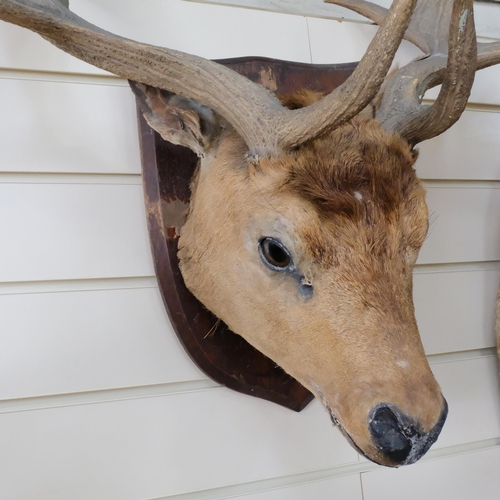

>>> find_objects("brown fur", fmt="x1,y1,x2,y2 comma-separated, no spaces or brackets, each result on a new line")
280,121,425,265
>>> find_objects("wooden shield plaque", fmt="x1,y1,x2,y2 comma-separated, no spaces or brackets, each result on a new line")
136,57,356,412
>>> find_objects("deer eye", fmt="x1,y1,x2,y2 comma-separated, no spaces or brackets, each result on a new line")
259,237,293,271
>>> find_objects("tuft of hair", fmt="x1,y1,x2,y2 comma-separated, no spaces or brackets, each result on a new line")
278,117,424,267
281,118,418,223
278,89,325,110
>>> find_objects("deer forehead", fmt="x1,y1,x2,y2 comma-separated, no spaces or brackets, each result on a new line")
198,119,427,265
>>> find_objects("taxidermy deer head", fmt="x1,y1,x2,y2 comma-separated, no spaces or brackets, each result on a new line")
2,0,500,467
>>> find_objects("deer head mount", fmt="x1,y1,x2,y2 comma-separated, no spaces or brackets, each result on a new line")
2,0,500,468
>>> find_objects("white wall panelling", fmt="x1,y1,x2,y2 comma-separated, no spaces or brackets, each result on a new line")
361,446,500,500
187,1,500,40
416,109,500,181
0,391,358,500
418,184,500,264
1,0,499,498
0,183,154,282
0,78,140,174
229,474,364,500
414,264,499,354
188,0,391,23
0,0,311,74
428,355,500,450
0,287,205,400
306,16,423,66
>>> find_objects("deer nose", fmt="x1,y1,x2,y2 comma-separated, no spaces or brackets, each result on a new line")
369,399,448,466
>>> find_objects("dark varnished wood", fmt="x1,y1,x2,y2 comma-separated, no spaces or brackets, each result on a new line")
136,57,356,412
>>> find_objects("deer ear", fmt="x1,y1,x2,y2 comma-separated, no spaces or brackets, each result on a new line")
129,81,222,158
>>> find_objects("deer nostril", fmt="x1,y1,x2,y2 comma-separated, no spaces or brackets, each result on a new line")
369,405,415,464
368,399,448,466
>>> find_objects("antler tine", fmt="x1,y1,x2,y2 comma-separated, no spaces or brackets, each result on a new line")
327,1,500,72
478,41,500,70
277,0,416,151
0,0,288,158
324,0,429,53
376,0,476,145
327,0,500,71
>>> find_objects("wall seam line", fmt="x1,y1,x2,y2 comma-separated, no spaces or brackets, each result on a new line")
0,348,493,413
0,276,158,295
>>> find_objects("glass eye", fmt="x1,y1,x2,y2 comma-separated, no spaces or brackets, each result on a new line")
259,237,292,271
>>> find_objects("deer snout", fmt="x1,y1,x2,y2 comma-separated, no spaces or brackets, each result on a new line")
368,398,448,466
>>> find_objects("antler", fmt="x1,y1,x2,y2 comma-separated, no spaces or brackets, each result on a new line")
0,0,415,157
327,0,500,145
380,0,476,144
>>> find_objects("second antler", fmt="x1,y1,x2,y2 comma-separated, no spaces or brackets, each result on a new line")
328,0,500,145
